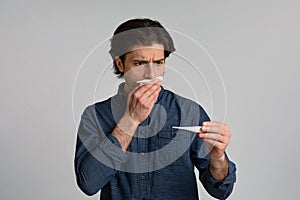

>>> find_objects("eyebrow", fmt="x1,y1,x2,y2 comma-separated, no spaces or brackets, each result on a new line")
132,58,165,62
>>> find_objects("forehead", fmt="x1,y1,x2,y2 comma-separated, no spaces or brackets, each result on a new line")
126,44,164,59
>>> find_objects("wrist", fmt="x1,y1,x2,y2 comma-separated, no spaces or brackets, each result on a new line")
209,153,229,180
210,152,225,161
210,153,227,169
117,114,139,136
111,129,132,152
111,114,138,152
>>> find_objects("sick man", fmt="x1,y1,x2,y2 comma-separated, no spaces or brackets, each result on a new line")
74,18,236,200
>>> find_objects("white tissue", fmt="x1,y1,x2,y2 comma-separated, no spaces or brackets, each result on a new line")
136,76,163,84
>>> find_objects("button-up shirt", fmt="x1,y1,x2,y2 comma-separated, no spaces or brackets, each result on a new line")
74,83,236,200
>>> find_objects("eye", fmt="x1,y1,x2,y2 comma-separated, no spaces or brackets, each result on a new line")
155,60,164,65
134,61,147,66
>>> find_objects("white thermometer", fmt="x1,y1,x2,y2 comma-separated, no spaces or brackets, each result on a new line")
172,126,202,133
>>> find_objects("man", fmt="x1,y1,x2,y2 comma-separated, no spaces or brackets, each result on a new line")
74,18,236,200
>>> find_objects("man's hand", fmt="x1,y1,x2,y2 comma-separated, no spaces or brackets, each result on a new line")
198,121,232,180
112,82,161,152
126,82,161,125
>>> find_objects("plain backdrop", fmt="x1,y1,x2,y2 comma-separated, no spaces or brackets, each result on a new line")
1,0,299,199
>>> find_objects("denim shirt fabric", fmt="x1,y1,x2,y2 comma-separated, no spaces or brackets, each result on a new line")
74,83,236,200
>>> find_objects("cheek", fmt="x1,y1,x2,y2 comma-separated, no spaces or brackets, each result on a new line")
123,67,145,82
126,67,145,76
156,65,165,75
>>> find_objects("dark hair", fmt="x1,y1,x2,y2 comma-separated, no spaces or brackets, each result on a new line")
109,18,176,78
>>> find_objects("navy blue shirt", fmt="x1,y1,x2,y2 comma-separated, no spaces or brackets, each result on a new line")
74,83,236,200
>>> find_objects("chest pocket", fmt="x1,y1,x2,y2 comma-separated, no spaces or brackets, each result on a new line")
157,131,188,166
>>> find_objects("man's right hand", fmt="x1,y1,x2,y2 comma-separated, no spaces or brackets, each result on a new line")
126,82,161,125
112,82,161,152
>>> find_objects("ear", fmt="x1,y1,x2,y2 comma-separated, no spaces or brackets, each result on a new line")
115,57,124,73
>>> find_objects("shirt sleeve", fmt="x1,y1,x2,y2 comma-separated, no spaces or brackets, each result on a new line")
74,105,127,196
191,105,237,200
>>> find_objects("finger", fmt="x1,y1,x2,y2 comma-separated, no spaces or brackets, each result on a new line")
130,84,155,107
199,132,224,142
199,132,230,146
202,138,226,150
139,87,160,109
131,84,160,110
146,87,161,105
202,123,230,135
202,121,229,131
139,84,160,103
127,90,136,108
143,83,160,96
128,89,139,109
146,84,161,100
201,126,229,135
201,126,232,141
133,82,157,97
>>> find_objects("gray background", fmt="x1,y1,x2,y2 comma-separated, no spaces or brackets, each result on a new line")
1,0,299,199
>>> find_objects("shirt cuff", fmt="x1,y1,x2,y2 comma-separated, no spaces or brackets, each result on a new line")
206,153,237,188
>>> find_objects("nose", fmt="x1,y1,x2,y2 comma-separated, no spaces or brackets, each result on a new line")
144,63,155,79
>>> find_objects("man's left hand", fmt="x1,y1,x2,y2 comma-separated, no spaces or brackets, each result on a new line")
199,121,231,159
198,121,231,180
